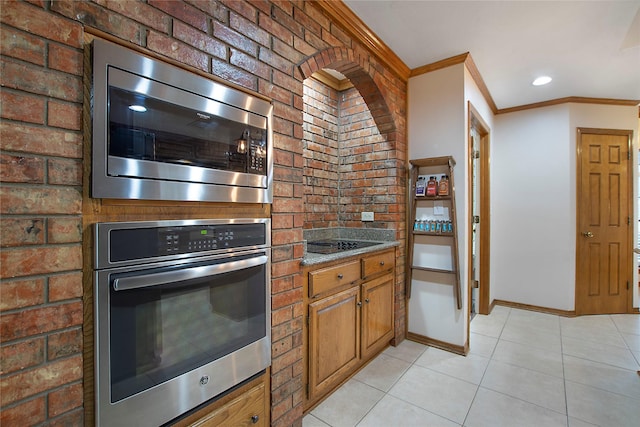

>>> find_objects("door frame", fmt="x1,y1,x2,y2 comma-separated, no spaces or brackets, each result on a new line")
575,127,634,314
467,102,491,316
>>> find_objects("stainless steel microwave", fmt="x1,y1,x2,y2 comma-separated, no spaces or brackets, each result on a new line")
91,39,273,203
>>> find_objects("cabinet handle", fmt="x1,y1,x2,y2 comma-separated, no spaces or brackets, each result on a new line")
251,414,259,424
379,261,385,266
357,301,362,307
365,298,370,304
337,273,343,279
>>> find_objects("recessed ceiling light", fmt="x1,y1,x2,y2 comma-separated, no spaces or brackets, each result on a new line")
532,76,552,86
128,104,147,112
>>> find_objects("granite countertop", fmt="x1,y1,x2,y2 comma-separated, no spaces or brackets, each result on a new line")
300,227,400,266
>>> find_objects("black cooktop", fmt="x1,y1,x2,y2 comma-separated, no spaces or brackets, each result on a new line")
306,239,380,254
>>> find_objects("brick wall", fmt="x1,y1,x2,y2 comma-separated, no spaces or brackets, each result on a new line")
0,1,407,426
303,79,398,230
303,78,340,228
339,86,398,227
1,1,85,424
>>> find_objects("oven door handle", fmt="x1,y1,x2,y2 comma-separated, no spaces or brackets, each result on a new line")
112,255,268,291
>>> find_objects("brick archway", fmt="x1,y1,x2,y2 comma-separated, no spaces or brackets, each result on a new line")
298,46,406,352
298,48,397,139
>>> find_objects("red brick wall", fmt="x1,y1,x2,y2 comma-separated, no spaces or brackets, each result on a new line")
303,78,340,228
339,85,398,227
0,1,407,426
1,1,85,425
303,80,399,230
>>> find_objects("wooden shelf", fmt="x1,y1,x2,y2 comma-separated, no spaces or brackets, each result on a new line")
409,156,455,168
407,155,461,309
412,231,454,237
414,195,453,201
411,266,456,275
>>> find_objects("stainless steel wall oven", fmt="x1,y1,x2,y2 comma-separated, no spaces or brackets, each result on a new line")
91,39,273,203
93,219,271,427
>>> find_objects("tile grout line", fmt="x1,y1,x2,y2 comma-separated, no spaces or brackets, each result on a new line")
559,312,570,427
461,307,511,426
351,351,421,427
357,345,467,427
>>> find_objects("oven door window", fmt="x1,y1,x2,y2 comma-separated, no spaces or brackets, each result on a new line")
108,262,266,402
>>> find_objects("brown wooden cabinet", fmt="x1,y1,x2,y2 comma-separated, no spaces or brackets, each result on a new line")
361,274,394,360
304,248,395,410
308,286,361,401
173,372,269,427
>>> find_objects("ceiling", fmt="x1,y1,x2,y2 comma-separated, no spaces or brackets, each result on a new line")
342,0,640,110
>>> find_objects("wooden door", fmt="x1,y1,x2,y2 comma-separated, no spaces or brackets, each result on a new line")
468,102,491,317
361,274,394,359
576,128,633,315
307,286,360,400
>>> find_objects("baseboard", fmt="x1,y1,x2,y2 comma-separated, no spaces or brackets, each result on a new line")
492,299,576,317
489,299,497,313
407,332,467,355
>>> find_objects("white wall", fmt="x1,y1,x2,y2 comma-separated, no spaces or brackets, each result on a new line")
492,103,639,310
409,63,639,345
409,64,466,160
493,105,574,310
408,64,468,346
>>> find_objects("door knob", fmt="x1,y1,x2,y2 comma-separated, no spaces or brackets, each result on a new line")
582,231,594,238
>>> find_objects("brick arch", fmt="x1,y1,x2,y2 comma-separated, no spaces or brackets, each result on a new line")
298,48,397,137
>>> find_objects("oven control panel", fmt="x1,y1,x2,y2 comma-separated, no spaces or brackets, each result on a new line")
105,222,267,264
162,228,241,253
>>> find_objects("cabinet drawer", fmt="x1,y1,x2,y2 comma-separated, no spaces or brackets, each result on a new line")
190,382,265,427
309,260,360,298
361,251,394,279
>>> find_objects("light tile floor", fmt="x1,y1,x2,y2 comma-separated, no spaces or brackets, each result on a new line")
303,306,640,427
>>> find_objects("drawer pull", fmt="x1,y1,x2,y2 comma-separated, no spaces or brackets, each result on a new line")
251,415,259,424
337,273,343,279
379,261,385,266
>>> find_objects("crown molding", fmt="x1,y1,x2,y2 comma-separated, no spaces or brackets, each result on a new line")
497,97,640,115
410,52,498,114
409,53,468,77
463,54,498,114
311,70,354,91
313,2,639,116
312,0,410,82
409,51,639,115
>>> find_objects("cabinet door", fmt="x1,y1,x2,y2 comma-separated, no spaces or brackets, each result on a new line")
361,274,394,359
188,382,266,427
308,286,360,400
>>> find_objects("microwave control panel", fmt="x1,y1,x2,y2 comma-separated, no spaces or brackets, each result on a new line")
249,141,266,173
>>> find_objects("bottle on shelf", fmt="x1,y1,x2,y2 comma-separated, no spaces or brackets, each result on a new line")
415,176,426,196
426,176,438,196
414,218,453,234
438,175,449,196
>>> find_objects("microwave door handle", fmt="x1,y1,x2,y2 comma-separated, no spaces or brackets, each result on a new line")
112,255,268,291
